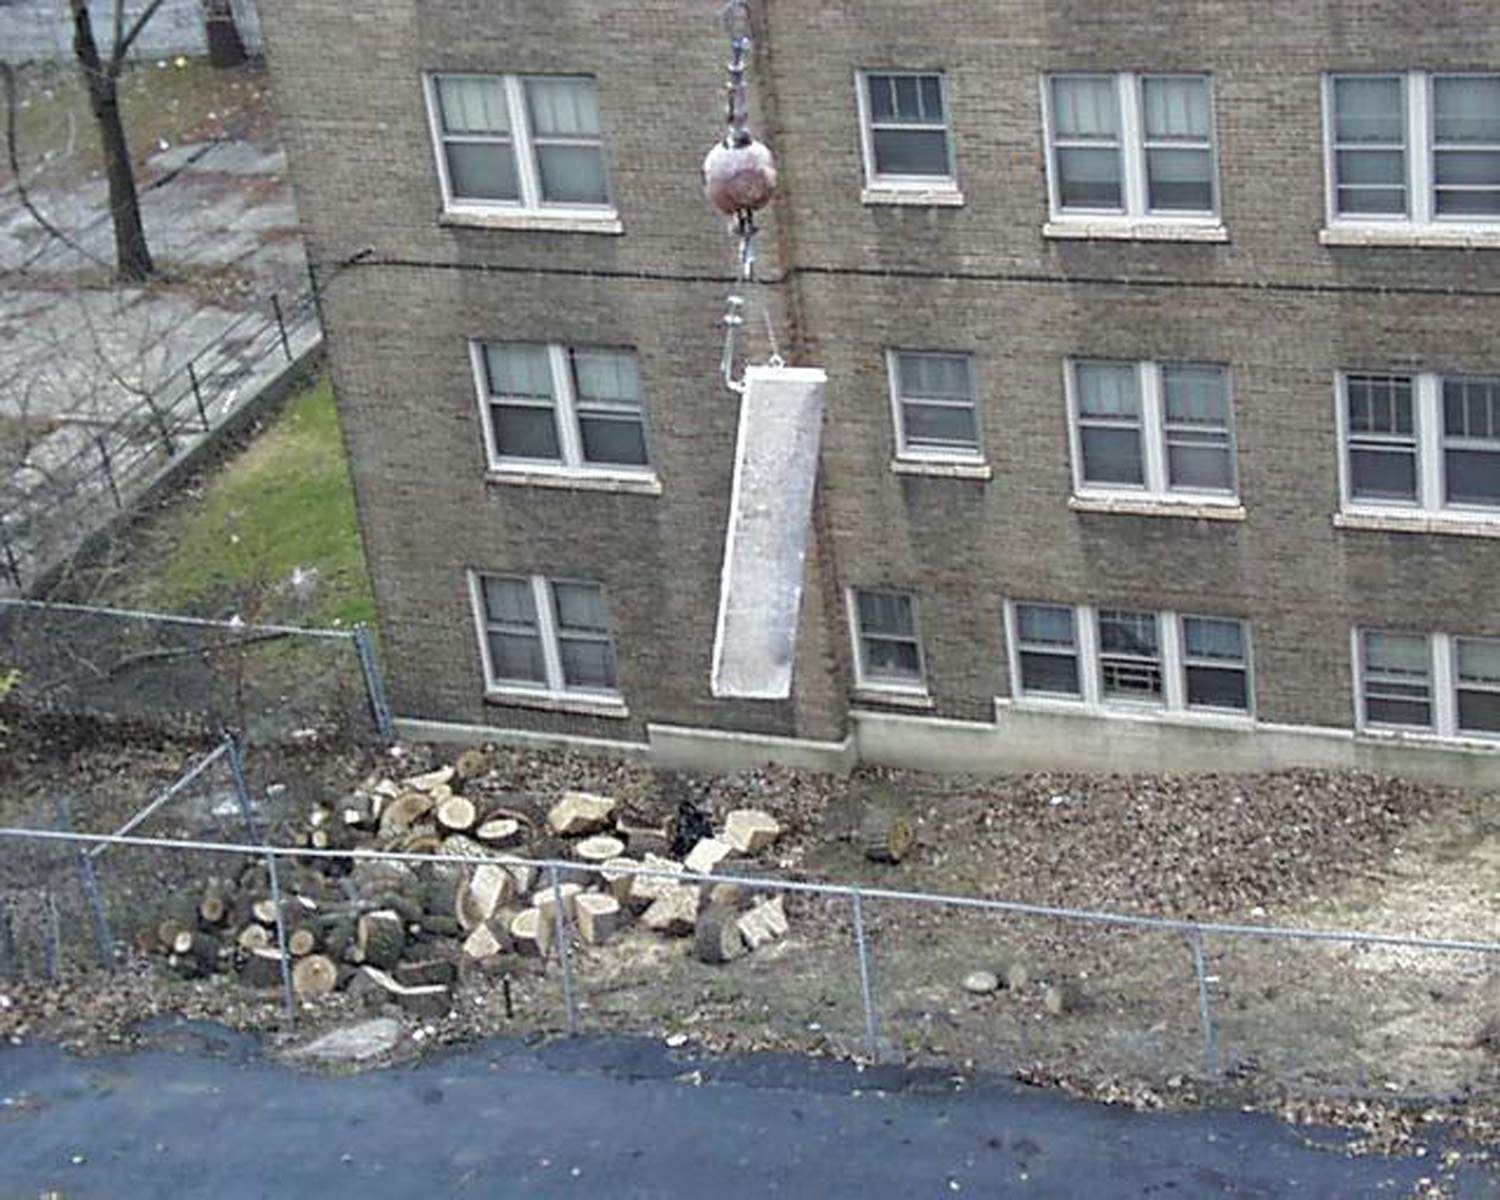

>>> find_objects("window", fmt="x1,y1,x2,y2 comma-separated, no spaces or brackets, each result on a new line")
888,351,980,459
858,71,956,188
1326,72,1500,226
1356,628,1500,737
471,573,620,699
1338,371,1500,516
474,342,650,474
427,74,612,213
1068,360,1236,500
1044,73,1218,220
1007,602,1252,716
1455,637,1500,734
850,589,927,692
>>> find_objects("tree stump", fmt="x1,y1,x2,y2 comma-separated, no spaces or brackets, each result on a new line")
292,954,338,999
436,795,478,835
861,800,914,865
356,910,405,969
694,906,747,964
574,893,621,945
475,817,523,847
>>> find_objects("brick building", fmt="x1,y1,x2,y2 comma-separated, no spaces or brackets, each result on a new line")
262,2,1500,782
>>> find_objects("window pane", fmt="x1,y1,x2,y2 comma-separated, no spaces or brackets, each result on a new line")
1142,77,1210,139
1433,150,1500,185
485,344,553,398
1349,448,1417,500
1146,147,1213,210
1164,366,1228,425
1433,77,1500,143
1167,440,1233,490
1186,665,1248,710
1338,185,1407,214
1445,449,1500,504
1347,375,1413,433
902,402,978,448
572,350,640,405
1076,363,1139,416
1183,616,1244,660
1336,148,1406,185
482,576,536,625
1334,77,1404,143
1458,690,1500,733
898,353,971,401
1081,427,1145,485
535,144,609,204
1365,631,1429,675
445,143,520,201
1434,187,1500,217
1017,604,1074,646
487,631,546,683
867,75,896,121
1098,610,1158,656
920,75,944,120
553,582,609,633
1052,77,1118,138
437,76,509,134
525,78,601,137
1367,695,1432,726
492,405,561,459
1458,638,1500,684
857,591,915,637
872,128,951,176
865,637,922,679
1101,659,1163,701
1055,147,1122,207
558,638,617,690
1020,651,1080,696
579,415,649,465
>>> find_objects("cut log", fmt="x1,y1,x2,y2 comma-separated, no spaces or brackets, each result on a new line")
309,824,355,852
600,857,639,902
861,804,914,865
737,895,788,950
356,910,405,970
292,954,338,999
684,837,732,876
422,872,462,921
723,809,781,855
395,958,458,988
378,790,434,838
171,930,220,969
397,831,443,856
1044,979,1082,1017
288,927,319,958
402,764,456,793
534,882,583,927
574,893,622,946
198,881,232,928
694,906,748,964
236,923,272,952
507,862,538,895
157,917,191,951
547,791,616,836
439,834,490,861
1000,959,1030,992
626,854,686,913
706,882,744,910
641,884,700,937
510,908,553,957
462,921,505,962
457,865,513,931
574,834,626,866
358,966,452,1017
252,899,280,926
238,947,286,990
341,793,376,829
475,817,523,847
419,915,462,939
436,795,478,835
453,747,491,783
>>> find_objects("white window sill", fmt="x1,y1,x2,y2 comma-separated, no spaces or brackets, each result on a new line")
1069,495,1245,521
440,208,624,235
862,186,964,208
483,690,630,720
852,686,934,711
995,695,1255,731
890,458,992,481
486,467,663,496
1334,510,1500,538
1355,726,1500,752
1044,219,1228,244
1320,224,1500,250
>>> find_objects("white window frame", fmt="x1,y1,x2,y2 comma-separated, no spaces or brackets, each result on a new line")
847,587,929,696
1323,70,1500,232
424,73,616,220
1350,628,1500,741
1004,601,1254,719
885,349,983,463
468,571,622,703
1335,370,1500,522
1041,71,1221,226
470,341,655,481
1065,359,1238,504
855,69,959,195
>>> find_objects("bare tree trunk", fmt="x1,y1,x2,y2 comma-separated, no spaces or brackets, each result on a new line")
202,0,248,69
70,0,155,283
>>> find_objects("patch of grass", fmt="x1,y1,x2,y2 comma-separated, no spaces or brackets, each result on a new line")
113,373,377,631
5,57,272,191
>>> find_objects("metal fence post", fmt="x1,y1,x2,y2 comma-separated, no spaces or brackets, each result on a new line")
270,293,292,363
188,361,209,430
850,889,881,1058
351,625,395,743
95,435,122,508
226,735,295,1021
1187,929,1219,1078
548,864,579,1036
58,797,113,970
0,531,20,589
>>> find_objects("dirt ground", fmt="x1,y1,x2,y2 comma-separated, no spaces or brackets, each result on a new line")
2,717,1499,1178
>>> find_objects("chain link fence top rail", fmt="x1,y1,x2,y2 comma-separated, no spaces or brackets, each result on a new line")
0,598,392,745
3,816,1498,1098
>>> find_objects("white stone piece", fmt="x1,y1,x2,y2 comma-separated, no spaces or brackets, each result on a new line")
684,837,733,876
737,895,788,950
723,809,781,854
547,791,618,836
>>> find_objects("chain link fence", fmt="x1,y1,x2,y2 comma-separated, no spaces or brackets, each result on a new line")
0,598,392,745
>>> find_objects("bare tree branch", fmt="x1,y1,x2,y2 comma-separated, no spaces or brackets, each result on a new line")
114,0,172,69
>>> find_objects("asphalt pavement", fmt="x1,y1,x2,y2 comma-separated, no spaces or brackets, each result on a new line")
0,1020,1495,1198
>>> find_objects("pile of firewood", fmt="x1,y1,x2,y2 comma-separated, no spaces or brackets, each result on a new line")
148,754,790,1017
